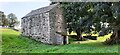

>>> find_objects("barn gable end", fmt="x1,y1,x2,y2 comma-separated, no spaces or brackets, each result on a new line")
21,3,68,45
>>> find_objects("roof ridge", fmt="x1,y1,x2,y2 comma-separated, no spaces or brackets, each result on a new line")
35,3,59,11
22,3,59,18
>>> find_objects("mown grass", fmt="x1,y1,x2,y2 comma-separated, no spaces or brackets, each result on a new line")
0,29,2,55
1,28,119,53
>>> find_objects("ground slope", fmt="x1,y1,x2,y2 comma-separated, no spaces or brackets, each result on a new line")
1,28,118,53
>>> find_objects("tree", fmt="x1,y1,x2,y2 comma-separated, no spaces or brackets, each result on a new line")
2,15,9,26
61,2,95,40
90,2,120,44
103,2,120,44
0,11,9,27
60,2,120,44
7,13,19,27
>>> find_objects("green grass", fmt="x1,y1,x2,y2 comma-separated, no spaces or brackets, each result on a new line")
0,29,2,55
1,28,119,53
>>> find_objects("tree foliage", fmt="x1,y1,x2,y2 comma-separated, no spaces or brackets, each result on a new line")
0,12,19,28
7,13,19,27
0,12,9,26
60,2,120,44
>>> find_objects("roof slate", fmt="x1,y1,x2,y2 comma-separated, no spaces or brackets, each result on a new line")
23,3,59,18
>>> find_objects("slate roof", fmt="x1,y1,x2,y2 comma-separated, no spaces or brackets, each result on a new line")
22,3,59,18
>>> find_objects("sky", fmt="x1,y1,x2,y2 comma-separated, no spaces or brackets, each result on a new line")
0,0,51,21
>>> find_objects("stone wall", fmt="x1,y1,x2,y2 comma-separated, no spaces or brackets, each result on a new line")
49,5,68,44
22,12,51,44
21,4,68,45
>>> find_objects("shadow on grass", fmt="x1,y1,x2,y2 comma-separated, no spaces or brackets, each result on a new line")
1,29,118,53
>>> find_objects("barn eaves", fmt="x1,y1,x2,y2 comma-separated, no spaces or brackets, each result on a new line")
22,3,59,18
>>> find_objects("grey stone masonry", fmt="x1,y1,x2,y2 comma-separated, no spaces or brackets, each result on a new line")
21,3,68,45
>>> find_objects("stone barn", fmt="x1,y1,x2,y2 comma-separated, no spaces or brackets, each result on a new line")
21,3,68,45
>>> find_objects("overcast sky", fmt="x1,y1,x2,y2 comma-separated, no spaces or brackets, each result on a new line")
0,0,51,21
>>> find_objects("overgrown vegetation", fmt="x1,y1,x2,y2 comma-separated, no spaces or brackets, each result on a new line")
1,29,118,53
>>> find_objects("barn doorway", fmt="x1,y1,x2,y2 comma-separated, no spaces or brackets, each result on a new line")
63,36,67,45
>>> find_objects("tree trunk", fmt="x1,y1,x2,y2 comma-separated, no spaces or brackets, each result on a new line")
76,29,83,41
105,29,120,45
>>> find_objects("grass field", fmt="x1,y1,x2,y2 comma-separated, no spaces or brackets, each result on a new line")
1,28,119,53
